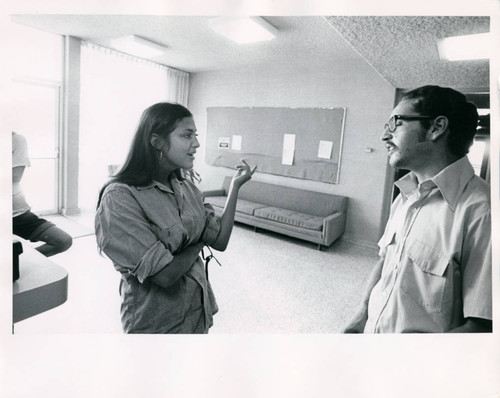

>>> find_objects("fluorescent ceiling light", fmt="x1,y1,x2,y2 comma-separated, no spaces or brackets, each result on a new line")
208,17,277,44
437,33,490,61
110,35,168,58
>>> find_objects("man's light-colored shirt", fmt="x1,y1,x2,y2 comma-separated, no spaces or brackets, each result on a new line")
95,175,221,333
12,132,31,217
364,156,491,333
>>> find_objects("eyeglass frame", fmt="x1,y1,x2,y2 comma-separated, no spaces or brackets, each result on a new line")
384,115,435,133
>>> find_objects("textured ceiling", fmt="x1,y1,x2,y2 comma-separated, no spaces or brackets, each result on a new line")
11,14,491,90
325,16,490,90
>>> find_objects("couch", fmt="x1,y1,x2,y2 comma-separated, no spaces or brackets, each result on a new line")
203,177,348,250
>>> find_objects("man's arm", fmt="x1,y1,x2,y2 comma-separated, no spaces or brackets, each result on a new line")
447,317,492,333
12,166,25,183
342,257,384,333
453,210,493,333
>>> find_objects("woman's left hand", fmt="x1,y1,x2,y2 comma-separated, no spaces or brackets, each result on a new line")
232,159,257,188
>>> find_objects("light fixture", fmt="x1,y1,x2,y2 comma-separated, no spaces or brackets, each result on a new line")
208,17,277,44
437,33,490,61
109,35,168,58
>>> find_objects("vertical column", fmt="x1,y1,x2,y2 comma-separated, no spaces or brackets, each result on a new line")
61,36,81,215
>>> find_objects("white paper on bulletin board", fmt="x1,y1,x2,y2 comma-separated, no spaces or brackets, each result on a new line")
232,135,242,151
218,137,230,149
282,134,296,165
318,140,333,159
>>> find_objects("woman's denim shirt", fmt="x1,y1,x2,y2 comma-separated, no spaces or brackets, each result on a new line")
95,176,221,333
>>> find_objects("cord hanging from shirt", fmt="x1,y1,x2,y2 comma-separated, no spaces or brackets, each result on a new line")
201,245,221,281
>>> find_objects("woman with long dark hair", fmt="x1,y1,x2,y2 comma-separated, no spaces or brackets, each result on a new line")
95,102,256,333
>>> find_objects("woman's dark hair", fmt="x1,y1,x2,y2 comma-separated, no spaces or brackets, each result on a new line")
96,102,193,208
401,85,479,157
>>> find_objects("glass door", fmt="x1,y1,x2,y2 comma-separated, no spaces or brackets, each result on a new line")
12,79,61,215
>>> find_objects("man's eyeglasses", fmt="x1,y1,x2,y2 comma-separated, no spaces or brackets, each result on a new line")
384,115,434,133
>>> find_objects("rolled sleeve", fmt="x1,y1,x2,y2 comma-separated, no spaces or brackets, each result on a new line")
131,242,174,283
200,203,221,246
95,186,174,282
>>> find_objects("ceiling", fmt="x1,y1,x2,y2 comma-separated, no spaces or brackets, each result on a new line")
11,14,491,90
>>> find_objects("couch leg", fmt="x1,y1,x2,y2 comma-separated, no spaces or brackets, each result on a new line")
318,244,324,251
254,226,258,233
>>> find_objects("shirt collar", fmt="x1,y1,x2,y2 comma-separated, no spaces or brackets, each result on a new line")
136,170,185,193
431,156,475,211
394,156,475,211
136,180,173,193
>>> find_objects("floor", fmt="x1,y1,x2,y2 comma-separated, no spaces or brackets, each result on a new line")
13,212,378,334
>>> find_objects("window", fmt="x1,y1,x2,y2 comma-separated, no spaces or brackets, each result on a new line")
10,23,63,215
78,42,190,210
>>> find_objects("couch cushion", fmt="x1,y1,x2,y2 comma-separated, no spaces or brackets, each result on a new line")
205,196,267,216
254,207,326,231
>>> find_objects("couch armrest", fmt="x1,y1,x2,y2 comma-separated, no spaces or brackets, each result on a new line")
202,189,226,199
322,212,347,246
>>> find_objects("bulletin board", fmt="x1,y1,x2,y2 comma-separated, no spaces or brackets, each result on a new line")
205,107,346,183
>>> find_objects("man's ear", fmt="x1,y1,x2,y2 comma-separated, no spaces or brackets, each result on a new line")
150,133,164,149
429,116,449,142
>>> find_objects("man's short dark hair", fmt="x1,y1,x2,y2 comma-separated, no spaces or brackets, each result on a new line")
401,85,479,157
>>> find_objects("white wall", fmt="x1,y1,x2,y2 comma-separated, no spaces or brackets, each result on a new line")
189,58,396,247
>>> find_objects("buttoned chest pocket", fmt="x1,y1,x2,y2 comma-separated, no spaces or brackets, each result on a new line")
379,230,397,279
153,223,186,253
400,240,449,313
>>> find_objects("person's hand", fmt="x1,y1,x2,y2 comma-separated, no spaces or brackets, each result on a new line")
232,159,257,189
341,305,368,333
341,323,364,333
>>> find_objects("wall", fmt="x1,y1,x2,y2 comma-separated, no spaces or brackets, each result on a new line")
189,60,395,247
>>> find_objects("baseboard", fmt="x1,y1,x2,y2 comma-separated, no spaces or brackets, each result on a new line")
340,234,378,250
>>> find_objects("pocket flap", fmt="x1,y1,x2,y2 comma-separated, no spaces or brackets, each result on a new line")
407,240,449,276
378,229,396,257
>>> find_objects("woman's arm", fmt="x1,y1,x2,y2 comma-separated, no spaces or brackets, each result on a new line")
211,160,256,251
150,160,254,287
149,241,205,288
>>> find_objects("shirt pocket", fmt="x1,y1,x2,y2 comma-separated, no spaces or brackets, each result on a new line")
400,240,449,313
152,222,186,253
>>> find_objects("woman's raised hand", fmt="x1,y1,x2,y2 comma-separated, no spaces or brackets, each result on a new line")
232,159,257,188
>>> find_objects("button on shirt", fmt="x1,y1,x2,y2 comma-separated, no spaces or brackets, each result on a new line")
95,175,222,333
364,156,492,333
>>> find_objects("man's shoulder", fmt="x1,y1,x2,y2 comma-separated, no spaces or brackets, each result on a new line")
12,132,27,148
459,175,490,212
12,133,30,167
466,174,490,198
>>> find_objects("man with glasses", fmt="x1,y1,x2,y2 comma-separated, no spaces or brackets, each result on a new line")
343,85,492,333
